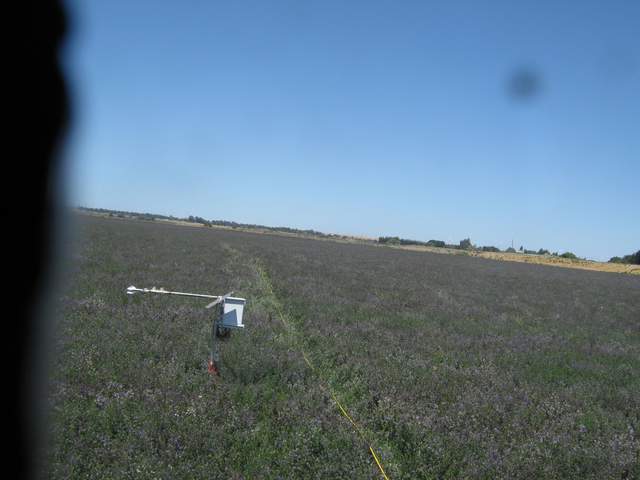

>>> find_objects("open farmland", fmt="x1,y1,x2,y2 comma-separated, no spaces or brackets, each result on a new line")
47,215,640,479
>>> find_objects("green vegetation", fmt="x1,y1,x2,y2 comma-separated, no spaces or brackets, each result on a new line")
187,215,212,226
377,237,450,249
46,215,640,479
609,250,640,265
522,248,550,256
426,240,446,248
378,236,420,246
459,238,473,250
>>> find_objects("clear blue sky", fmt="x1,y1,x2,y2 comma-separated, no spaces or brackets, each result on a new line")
62,0,639,261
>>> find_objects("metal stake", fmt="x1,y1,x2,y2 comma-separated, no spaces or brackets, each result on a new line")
208,303,221,375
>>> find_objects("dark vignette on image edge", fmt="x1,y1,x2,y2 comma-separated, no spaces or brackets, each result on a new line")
13,1,69,478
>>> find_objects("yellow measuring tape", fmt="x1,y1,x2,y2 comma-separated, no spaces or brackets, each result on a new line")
264,277,391,480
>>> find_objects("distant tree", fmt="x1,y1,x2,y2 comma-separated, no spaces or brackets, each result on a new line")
426,240,446,248
506,247,516,253
623,250,640,264
378,236,401,245
537,249,550,255
398,238,427,246
459,238,472,250
481,246,501,252
560,252,577,260
519,246,523,252
610,250,640,265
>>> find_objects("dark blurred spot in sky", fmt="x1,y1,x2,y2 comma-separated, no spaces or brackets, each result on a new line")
507,68,543,102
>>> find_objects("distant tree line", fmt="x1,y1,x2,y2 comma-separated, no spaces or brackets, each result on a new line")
378,237,471,249
609,250,640,265
378,236,427,246
77,207,352,241
188,215,211,226
376,235,565,257
78,207,610,262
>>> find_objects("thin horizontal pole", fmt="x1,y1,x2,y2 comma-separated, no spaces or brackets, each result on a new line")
126,285,223,299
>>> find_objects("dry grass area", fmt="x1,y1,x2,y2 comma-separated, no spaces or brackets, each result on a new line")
394,243,639,275
473,251,640,275
375,246,639,275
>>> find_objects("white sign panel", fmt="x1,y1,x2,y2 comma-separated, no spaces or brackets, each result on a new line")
221,297,246,329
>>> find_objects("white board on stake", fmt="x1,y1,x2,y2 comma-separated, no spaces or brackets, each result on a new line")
221,297,246,329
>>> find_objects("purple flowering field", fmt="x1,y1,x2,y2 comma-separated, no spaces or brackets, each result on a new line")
47,215,639,478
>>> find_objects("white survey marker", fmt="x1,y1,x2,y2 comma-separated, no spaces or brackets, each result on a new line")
126,285,246,375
